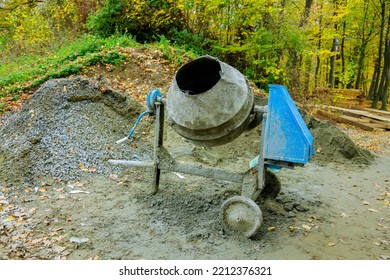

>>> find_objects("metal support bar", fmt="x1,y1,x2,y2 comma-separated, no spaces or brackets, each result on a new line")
108,160,154,167
241,110,268,201
152,101,165,194
157,147,244,183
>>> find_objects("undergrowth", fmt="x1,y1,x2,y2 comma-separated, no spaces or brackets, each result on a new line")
0,34,197,115
0,34,139,99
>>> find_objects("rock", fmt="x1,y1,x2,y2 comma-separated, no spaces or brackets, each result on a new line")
294,204,309,212
287,211,296,218
283,203,294,212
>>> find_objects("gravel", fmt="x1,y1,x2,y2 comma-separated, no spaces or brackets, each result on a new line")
0,77,152,186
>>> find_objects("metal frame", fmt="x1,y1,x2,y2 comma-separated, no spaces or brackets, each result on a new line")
109,99,268,200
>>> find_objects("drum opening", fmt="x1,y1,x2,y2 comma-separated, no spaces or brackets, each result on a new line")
176,57,221,95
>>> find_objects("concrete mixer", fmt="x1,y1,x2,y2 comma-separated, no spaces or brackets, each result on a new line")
110,55,314,238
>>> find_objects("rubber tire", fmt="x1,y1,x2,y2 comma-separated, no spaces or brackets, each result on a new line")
221,196,263,238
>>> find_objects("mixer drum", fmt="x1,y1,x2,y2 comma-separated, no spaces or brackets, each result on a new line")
166,55,254,147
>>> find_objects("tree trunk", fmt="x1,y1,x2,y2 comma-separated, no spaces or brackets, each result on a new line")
372,0,388,109
314,15,323,88
355,53,365,89
355,0,373,90
329,38,339,88
380,16,390,111
341,21,346,88
368,60,380,100
300,0,313,27
370,0,386,104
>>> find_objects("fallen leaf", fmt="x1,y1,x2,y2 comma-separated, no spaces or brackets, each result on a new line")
302,224,312,231
52,245,66,254
4,215,15,222
69,237,89,244
109,174,120,181
267,227,276,231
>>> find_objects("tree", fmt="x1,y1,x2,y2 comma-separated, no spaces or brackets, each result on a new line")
371,0,389,110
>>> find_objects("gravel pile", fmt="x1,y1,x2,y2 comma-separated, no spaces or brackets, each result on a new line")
0,77,153,186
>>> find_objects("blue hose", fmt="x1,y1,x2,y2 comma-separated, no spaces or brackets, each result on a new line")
117,89,162,144
126,110,152,139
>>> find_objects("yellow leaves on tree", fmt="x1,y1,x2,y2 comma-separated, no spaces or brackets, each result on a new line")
1,3,52,54
11,10,53,52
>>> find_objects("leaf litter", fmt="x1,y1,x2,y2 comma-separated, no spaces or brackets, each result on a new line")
0,189,71,259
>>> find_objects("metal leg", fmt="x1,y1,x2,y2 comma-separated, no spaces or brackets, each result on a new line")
241,109,267,201
152,101,165,194
256,110,267,198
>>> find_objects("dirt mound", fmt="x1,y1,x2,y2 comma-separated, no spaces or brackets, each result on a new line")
0,76,152,186
302,113,374,166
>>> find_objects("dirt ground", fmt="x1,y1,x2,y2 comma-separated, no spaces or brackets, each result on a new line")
1,120,389,260
0,49,389,260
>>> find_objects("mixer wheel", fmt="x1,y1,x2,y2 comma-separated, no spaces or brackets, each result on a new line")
221,196,263,238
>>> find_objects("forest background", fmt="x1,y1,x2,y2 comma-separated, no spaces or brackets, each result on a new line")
0,0,389,111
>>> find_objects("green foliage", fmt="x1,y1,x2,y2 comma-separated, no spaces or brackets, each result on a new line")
86,0,125,38
0,35,138,97
102,51,123,66
87,0,185,42
169,29,210,55
152,35,196,66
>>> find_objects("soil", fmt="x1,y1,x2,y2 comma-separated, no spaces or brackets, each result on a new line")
0,49,389,260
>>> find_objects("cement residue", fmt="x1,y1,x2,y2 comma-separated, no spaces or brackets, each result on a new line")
0,76,151,186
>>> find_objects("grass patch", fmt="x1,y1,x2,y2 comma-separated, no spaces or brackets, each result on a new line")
0,34,139,98
151,35,196,66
